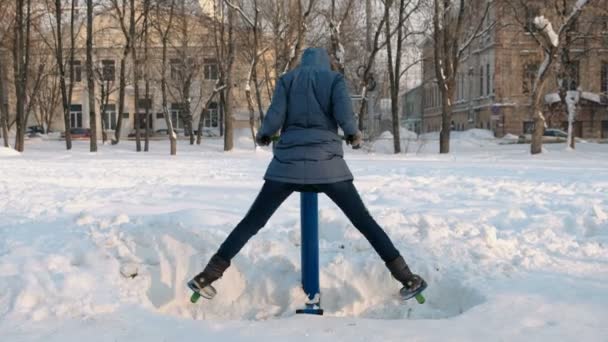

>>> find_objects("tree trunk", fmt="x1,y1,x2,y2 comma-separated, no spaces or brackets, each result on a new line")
385,0,405,154
65,0,77,148
143,0,150,152
13,0,27,152
161,47,176,155
159,1,177,156
113,50,129,144
223,6,235,151
54,0,72,150
530,88,545,155
0,60,9,147
86,0,97,152
439,87,453,154
130,0,141,152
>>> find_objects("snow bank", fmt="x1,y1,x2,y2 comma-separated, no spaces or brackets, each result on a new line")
0,140,607,341
0,146,20,157
371,128,418,153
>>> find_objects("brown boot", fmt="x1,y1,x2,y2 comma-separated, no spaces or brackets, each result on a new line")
385,255,424,290
190,254,230,290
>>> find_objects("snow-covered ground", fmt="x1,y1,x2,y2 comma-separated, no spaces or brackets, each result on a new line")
1,134,607,341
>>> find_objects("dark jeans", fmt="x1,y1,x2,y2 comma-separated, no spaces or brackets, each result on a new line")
216,180,400,263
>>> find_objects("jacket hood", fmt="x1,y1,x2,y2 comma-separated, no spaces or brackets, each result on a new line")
300,48,331,70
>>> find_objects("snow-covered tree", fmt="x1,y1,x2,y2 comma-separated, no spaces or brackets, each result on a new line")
506,0,592,154
432,0,494,154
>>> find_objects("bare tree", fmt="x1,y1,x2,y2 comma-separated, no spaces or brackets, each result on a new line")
12,0,32,152
0,59,9,148
94,60,118,144
553,1,602,149
384,0,425,153
128,0,142,151
86,0,98,152
0,1,9,147
432,0,493,154
152,0,178,155
327,0,354,74
225,0,266,148
50,0,75,149
108,0,132,145
165,0,204,146
142,0,151,151
34,61,62,133
211,0,236,151
506,0,591,154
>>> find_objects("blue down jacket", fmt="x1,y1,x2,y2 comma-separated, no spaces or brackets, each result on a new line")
257,47,358,184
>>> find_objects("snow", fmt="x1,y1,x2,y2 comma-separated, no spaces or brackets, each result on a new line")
575,0,590,9
1,139,608,341
0,146,21,157
581,91,601,104
372,129,504,154
534,16,559,47
371,128,418,153
545,92,561,104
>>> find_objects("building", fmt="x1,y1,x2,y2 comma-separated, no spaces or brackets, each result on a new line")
0,3,263,140
420,0,608,139
401,85,424,134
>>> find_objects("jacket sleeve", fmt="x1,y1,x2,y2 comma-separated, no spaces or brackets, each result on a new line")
258,77,287,138
331,74,358,136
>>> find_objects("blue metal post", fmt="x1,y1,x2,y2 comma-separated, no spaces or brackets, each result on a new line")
296,192,323,315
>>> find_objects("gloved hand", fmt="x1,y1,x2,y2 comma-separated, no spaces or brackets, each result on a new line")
255,133,271,146
346,131,363,149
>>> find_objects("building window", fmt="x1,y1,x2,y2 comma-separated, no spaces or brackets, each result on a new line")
204,102,219,128
135,113,153,130
136,60,145,81
70,104,83,128
122,113,130,119
170,103,185,129
523,121,535,134
102,104,117,130
486,63,491,95
137,98,152,111
480,66,484,97
523,63,539,95
170,59,183,81
602,63,608,93
71,60,82,82
525,6,541,33
156,112,164,119
136,98,153,130
101,60,115,81
204,58,219,80
601,17,608,32
564,61,579,90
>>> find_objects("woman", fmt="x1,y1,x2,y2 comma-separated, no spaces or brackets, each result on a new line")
188,48,426,301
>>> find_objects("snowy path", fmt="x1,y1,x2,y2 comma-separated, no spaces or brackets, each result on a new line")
1,139,607,341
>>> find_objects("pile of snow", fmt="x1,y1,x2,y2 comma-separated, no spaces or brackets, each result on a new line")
0,140,607,341
371,128,418,153
0,146,20,157
502,133,520,141
234,128,257,150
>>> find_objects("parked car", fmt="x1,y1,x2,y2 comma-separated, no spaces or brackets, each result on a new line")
154,129,173,136
26,125,45,134
543,129,568,138
61,128,91,139
518,128,579,143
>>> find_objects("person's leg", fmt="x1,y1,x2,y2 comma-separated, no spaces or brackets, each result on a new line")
190,181,295,291
318,180,400,263
216,180,295,261
319,180,426,292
